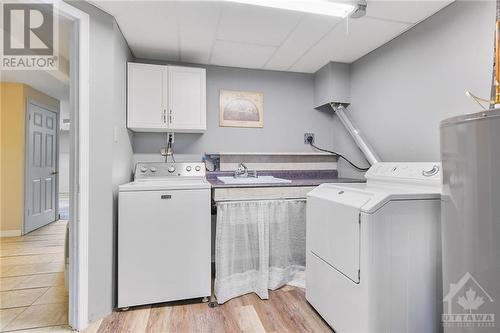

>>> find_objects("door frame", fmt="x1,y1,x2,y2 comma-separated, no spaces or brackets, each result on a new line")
27,1,90,330
61,2,90,330
24,99,60,235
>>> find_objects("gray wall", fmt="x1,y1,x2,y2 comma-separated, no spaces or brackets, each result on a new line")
111,19,134,311
66,1,133,323
133,64,336,156
335,0,495,177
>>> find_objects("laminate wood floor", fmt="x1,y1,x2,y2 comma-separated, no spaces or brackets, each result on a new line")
2,220,333,333
83,285,333,333
1,285,333,332
0,220,68,332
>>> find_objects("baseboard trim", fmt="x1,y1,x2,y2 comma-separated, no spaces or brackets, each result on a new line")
0,230,22,237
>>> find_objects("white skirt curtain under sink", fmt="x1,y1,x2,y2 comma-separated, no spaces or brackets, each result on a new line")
215,199,306,304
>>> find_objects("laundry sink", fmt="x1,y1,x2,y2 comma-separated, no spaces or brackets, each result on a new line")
217,176,292,185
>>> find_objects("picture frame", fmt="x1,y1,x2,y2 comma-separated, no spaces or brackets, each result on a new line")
219,89,264,128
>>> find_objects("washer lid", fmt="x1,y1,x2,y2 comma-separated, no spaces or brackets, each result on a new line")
119,179,211,191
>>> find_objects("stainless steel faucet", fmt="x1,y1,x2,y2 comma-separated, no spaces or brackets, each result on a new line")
234,163,257,178
234,163,248,177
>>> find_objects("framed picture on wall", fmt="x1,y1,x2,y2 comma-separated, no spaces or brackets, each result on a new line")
219,90,264,128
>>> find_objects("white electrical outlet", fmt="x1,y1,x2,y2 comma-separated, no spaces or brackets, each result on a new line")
304,133,315,144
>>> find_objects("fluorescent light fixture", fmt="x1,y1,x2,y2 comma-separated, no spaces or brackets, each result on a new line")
228,0,355,18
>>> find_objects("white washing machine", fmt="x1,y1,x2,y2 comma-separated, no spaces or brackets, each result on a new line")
306,162,442,333
118,162,211,308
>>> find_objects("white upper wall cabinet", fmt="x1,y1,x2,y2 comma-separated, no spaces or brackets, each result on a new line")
127,63,167,131
127,63,206,132
168,66,206,132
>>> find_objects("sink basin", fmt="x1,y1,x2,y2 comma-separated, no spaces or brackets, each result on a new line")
217,176,292,185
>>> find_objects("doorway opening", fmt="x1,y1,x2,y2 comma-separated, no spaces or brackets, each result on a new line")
0,14,71,330
1,2,90,331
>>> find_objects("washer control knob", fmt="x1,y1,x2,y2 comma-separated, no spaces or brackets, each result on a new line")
140,167,147,173
186,166,192,172
195,166,201,172
150,167,157,173
422,165,440,177
168,166,176,173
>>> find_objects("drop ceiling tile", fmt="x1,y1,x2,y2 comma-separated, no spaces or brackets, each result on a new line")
366,0,453,24
264,15,342,71
91,0,452,72
93,1,180,60
210,40,277,69
216,2,302,46
291,17,411,73
178,2,222,64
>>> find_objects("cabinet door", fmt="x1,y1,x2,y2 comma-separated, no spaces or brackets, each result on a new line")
167,66,206,132
127,63,167,131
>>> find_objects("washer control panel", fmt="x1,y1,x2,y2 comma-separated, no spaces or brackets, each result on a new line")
134,162,206,179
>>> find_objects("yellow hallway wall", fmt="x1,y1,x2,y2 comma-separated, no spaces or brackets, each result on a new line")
0,83,59,236
0,83,25,236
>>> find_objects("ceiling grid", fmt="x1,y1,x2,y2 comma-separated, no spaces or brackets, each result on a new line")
90,0,453,73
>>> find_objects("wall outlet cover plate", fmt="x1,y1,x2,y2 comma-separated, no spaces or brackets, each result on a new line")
304,133,315,144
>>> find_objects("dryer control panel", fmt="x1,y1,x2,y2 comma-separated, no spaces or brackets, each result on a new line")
365,162,442,187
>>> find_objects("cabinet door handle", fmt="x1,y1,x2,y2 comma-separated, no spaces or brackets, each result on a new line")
169,109,173,124
163,109,167,124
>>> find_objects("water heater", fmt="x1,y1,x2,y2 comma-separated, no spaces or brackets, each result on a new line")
440,109,500,333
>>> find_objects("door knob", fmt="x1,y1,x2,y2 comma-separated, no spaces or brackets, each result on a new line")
51,171,58,175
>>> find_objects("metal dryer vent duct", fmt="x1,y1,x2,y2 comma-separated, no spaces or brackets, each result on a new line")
350,0,367,19
330,102,381,165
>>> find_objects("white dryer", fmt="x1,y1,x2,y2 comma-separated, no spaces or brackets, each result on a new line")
306,162,442,333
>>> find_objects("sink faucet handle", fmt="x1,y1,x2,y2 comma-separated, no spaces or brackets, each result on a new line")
239,163,247,171
235,163,249,177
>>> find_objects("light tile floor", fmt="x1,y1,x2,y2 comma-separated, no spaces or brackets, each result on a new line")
0,220,69,332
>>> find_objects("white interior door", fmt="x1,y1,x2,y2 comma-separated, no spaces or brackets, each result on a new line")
26,102,58,233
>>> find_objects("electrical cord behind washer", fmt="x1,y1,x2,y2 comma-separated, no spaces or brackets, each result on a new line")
306,138,370,171
165,133,176,163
